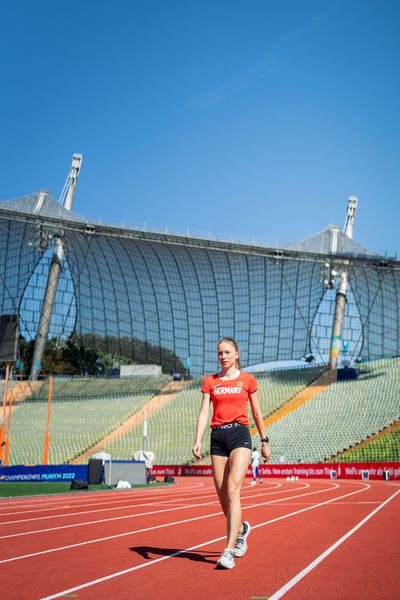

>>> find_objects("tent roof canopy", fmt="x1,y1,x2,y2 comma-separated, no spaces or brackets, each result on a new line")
285,224,380,258
0,192,86,224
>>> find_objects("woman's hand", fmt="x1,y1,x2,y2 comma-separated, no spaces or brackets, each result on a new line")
192,441,202,459
261,443,272,462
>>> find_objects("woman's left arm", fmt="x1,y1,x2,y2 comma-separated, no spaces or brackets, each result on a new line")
249,390,272,462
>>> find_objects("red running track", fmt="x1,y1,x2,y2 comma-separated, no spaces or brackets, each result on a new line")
0,477,399,599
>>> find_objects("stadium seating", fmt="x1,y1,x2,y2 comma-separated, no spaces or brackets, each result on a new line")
249,366,324,425
260,358,400,463
103,379,208,464
334,424,400,462
5,360,399,466
7,376,168,465
103,366,324,465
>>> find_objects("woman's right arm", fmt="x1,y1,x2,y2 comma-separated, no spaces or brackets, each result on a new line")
192,393,210,458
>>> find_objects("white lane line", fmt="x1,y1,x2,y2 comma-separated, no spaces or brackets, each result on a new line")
0,493,221,524
0,483,309,534
0,480,283,514
1,482,358,564
0,486,213,516
0,489,159,508
268,486,400,599
0,485,331,561
0,481,282,524
0,501,220,541
0,486,220,517
38,483,372,600
0,480,211,509
258,501,381,506
0,484,310,539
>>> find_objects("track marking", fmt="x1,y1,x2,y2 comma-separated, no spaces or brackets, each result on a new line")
0,483,342,562
0,484,309,535
0,483,222,516
0,481,221,515
0,483,215,515
0,496,218,524
256,501,381,506
0,479,211,510
0,501,222,540
268,486,400,599
0,482,283,524
38,482,373,600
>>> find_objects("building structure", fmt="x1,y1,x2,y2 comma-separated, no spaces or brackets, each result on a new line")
0,191,399,376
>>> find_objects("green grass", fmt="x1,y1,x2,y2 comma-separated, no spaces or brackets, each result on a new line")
0,481,173,497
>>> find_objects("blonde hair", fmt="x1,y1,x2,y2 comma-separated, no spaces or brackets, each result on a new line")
217,337,241,369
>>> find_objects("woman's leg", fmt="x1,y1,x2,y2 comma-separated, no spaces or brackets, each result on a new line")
211,454,230,516
226,447,251,549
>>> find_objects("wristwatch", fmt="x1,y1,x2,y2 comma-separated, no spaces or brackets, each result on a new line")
261,437,269,444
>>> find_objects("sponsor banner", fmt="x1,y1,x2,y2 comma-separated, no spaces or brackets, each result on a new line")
152,462,400,480
1,462,398,482
152,466,214,477
0,464,88,482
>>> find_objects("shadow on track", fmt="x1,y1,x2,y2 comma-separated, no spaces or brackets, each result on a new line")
129,545,219,564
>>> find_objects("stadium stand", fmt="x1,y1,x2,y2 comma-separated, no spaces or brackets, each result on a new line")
260,357,400,463
102,366,324,465
7,376,168,465
103,379,208,464
333,421,400,462
4,360,399,466
249,366,325,425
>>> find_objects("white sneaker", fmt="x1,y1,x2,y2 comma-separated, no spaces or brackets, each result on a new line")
217,548,235,569
234,521,251,557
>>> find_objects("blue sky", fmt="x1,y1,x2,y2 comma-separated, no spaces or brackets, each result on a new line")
1,0,399,256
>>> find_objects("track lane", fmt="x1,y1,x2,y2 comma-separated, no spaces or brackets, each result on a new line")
0,480,211,516
52,480,396,600
1,479,397,599
0,482,337,558
0,479,381,598
273,484,400,600
0,482,285,537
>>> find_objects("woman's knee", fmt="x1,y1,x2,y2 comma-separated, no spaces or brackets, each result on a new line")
227,484,241,504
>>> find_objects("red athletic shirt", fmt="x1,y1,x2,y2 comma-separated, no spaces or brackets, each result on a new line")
201,371,258,428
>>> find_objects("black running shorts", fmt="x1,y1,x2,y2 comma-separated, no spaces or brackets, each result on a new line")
210,422,251,457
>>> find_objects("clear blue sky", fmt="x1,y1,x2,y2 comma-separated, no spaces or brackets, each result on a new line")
1,0,399,256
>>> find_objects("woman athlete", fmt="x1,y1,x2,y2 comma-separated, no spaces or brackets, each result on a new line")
192,337,271,569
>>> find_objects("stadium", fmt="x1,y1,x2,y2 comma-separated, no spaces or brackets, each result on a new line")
0,155,399,471
0,156,399,600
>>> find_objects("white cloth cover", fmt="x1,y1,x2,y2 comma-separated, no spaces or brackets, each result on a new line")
91,451,112,463
133,450,155,468
116,480,132,489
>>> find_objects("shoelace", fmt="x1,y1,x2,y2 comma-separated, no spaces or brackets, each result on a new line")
222,550,234,560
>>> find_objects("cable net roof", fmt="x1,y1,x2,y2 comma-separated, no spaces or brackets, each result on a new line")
0,194,399,375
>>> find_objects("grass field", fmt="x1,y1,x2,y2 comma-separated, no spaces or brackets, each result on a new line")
0,481,173,497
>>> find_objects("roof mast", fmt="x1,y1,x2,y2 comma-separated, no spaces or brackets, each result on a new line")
328,196,358,371
29,154,82,380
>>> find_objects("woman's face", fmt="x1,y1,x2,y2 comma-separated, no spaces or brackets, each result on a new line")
217,341,239,371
